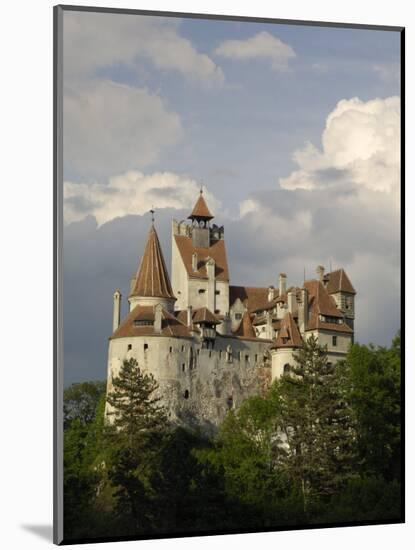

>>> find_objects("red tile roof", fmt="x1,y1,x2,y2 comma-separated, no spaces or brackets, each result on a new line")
130,225,175,299
188,192,213,220
326,268,356,295
271,312,303,349
111,305,192,339
229,286,271,312
233,311,256,339
174,235,229,282
304,279,353,333
192,307,221,325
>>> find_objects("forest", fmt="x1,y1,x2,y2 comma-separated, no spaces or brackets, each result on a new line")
63,333,402,542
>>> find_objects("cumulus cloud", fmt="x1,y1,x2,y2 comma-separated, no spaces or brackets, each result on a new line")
214,31,296,71
64,80,182,178
64,11,224,86
64,171,221,226
280,96,400,197
232,97,401,346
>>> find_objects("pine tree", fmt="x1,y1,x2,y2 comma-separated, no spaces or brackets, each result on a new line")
106,357,167,444
105,357,168,532
275,335,357,514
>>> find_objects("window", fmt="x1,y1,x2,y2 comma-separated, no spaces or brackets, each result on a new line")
215,290,220,295
215,309,220,314
255,354,258,362
245,355,249,363
144,343,148,351
235,313,242,320
127,344,132,351
184,390,189,399
283,364,290,374
219,350,222,359
198,289,206,294
209,350,212,358
197,349,200,355
182,364,185,372
169,346,172,353
133,320,153,326
181,345,185,352
332,336,337,347
226,396,233,410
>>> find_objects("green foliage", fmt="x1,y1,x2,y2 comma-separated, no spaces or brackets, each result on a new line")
105,358,169,533
62,333,402,540
344,333,401,480
275,335,358,513
64,380,106,429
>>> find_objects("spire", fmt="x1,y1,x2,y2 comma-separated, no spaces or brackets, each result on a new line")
130,223,175,299
188,188,214,221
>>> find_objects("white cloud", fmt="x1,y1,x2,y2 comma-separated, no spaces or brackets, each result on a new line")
64,11,224,86
64,171,221,226
64,80,182,177
214,31,296,71
280,96,400,197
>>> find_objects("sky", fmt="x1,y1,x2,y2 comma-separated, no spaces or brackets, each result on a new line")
62,10,401,384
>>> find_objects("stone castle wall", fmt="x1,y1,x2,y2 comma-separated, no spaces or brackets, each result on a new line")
105,334,271,435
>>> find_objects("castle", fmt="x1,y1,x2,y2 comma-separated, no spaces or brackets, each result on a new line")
105,191,356,433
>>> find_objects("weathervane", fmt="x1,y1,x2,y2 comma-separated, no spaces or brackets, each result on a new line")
150,206,155,224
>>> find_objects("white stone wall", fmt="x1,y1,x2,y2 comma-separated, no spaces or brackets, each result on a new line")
270,348,295,380
305,329,352,363
105,333,270,434
171,235,189,311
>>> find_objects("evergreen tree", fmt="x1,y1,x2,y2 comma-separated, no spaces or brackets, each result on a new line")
275,335,357,514
344,333,401,481
105,358,168,533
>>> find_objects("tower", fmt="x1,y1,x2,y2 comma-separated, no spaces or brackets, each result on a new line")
128,218,176,313
171,190,230,317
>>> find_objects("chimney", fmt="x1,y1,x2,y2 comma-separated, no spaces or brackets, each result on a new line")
112,290,122,332
316,265,325,281
268,286,275,302
154,303,163,333
192,252,198,272
298,288,308,334
279,273,287,296
187,305,193,327
217,312,231,336
287,290,295,313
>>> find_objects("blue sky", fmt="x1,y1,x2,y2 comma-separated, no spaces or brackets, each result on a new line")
62,11,401,384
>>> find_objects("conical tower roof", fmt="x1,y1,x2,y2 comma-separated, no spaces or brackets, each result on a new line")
130,224,175,299
188,190,214,220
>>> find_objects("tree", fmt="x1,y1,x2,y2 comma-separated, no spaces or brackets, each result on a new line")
105,358,168,533
106,357,166,443
275,335,357,514
64,380,106,430
344,332,401,481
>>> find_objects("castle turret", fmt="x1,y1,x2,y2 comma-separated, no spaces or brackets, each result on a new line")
270,312,303,380
128,218,176,312
325,268,356,331
188,189,214,248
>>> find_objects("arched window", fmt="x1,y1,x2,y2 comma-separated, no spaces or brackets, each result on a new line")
283,364,291,374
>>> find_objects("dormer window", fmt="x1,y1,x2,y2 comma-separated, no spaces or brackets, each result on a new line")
133,320,153,327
